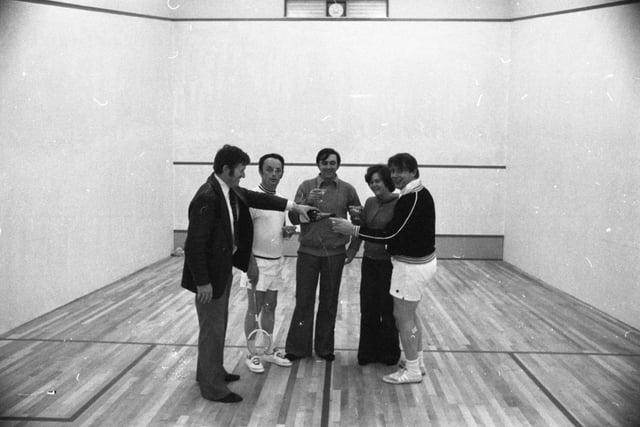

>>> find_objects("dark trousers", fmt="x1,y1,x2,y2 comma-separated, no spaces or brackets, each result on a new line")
358,257,400,365
195,275,232,399
285,252,346,358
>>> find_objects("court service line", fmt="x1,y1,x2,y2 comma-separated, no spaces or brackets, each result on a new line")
2,338,636,425
2,338,640,357
510,353,583,427
0,345,155,423
68,345,155,421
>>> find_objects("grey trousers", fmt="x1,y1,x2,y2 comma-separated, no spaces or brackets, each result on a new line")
195,275,232,399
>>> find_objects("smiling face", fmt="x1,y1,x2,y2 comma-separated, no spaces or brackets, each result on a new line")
221,163,246,188
389,166,416,190
259,157,283,191
317,154,339,181
368,172,392,199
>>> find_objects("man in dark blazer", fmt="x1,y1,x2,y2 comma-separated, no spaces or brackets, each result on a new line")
181,144,312,403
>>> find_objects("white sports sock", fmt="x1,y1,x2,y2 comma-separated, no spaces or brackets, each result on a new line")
405,358,421,376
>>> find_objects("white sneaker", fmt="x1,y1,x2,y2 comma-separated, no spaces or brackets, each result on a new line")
398,358,426,376
262,349,292,367
245,355,264,373
382,368,423,384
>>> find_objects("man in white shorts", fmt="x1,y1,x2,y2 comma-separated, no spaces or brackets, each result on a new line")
240,153,295,373
331,152,437,384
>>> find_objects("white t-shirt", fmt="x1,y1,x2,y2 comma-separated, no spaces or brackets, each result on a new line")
250,186,286,259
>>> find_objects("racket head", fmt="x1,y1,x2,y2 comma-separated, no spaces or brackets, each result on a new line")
247,328,272,356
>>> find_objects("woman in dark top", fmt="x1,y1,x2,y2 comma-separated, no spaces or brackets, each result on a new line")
347,165,401,366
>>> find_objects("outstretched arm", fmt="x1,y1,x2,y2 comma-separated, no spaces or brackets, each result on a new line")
239,187,313,222
332,193,418,243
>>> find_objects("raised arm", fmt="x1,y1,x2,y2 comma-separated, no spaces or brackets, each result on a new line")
332,192,418,243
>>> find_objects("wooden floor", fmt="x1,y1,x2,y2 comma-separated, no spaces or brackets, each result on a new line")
1,257,639,426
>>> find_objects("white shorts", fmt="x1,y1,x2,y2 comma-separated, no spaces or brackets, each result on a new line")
237,257,285,292
389,256,437,302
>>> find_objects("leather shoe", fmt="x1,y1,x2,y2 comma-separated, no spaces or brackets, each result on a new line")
202,392,243,403
224,373,240,382
197,373,240,383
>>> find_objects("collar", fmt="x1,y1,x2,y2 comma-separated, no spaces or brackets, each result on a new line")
214,174,231,196
258,183,276,194
399,178,423,196
315,175,339,188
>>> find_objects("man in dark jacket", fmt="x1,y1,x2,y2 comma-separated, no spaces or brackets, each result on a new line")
181,145,312,403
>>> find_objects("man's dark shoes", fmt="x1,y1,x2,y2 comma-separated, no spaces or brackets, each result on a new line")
200,388,243,403
224,373,240,382
213,392,243,403
217,392,243,403
198,373,240,383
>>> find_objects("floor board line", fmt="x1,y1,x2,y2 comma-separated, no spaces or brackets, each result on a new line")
510,353,583,427
69,345,156,421
277,361,300,425
321,361,333,427
3,338,640,357
0,415,72,422
2,258,638,426
0,345,156,423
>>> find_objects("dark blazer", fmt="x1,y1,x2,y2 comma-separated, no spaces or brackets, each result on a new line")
181,173,288,298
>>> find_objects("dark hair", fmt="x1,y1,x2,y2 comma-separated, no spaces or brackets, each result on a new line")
387,152,419,178
258,153,285,173
213,145,250,174
365,164,395,192
316,148,341,167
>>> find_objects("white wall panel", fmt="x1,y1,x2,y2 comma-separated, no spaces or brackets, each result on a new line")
505,3,640,329
0,1,173,333
174,165,505,235
171,21,510,167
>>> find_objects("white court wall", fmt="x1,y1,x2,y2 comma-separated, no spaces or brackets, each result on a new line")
508,0,622,17
0,1,174,333
505,3,640,329
2,0,638,333
171,21,510,237
175,165,505,236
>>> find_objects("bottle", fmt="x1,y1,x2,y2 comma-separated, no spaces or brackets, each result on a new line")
308,209,335,222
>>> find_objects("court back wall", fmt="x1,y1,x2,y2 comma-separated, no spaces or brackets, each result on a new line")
171,20,510,250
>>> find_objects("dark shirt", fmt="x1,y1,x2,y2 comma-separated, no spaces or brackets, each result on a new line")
352,195,398,261
356,180,435,259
